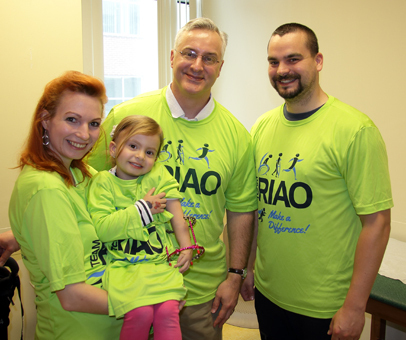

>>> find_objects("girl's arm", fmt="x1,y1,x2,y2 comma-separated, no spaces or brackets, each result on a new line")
166,199,192,273
87,174,166,242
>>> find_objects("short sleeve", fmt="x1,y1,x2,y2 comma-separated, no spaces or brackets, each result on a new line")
23,189,86,292
225,135,258,212
86,109,117,171
345,126,393,214
154,163,182,200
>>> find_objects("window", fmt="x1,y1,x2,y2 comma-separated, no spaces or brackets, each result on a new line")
177,1,190,27
104,76,141,113
102,0,157,114
86,0,201,114
103,0,140,36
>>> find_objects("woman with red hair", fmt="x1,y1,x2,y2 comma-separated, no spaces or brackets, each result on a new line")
5,71,122,339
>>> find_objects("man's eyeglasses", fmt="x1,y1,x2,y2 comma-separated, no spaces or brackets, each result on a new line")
175,49,220,66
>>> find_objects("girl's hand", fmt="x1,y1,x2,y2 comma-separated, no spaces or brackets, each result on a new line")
143,188,166,214
174,249,193,273
179,300,186,310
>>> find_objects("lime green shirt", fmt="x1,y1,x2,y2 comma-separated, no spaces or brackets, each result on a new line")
9,165,121,339
87,87,258,305
87,164,186,317
251,95,393,318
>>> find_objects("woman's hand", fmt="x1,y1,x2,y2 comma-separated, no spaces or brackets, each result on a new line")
143,188,166,214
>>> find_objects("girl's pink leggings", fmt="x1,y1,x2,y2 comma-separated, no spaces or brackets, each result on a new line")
119,300,181,340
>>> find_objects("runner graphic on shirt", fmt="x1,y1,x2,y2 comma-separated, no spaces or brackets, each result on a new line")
272,153,283,178
258,153,272,175
283,153,303,180
258,208,266,222
176,139,184,165
188,143,214,169
159,139,172,162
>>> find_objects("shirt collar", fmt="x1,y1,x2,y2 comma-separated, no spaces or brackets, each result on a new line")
166,83,214,121
108,166,143,182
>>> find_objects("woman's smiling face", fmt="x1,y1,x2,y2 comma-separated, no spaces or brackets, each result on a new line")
42,90,102,169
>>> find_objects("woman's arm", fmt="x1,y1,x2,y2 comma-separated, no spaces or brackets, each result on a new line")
10,178,109,315
167,199,192,273
56,282,108,314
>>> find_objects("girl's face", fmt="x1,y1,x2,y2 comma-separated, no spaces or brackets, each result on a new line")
110,133,161,180
42,91,102,169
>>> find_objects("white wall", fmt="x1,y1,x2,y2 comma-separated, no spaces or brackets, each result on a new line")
203,0,406,241
202,0,406,338
1,1,83,338
0,0,84,232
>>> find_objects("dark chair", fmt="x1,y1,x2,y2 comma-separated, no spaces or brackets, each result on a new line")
0,257,23,340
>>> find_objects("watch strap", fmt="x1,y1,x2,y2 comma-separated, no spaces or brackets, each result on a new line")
228,267,247,279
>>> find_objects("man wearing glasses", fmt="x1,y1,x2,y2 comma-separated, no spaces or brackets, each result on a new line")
88,18,257,340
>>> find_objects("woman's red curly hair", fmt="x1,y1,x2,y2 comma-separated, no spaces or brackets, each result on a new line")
19,70,107,186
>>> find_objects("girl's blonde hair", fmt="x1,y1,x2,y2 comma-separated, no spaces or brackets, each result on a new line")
111,115,164,164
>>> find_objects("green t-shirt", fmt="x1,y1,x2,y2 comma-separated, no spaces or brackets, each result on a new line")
87,86,258,305
251,95,393,318
87,163,186,317
8,165,121,339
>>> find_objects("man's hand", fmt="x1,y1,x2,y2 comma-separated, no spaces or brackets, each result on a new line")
0,230,20,266
327,210,390,340
143,188,166,214
211,275,241,328
328,306,365,340
240,270,255,301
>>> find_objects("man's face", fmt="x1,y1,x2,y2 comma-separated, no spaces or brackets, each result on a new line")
170,29,224,101
267,31,323,102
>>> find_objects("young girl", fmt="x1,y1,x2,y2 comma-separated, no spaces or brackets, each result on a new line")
87,115,193,340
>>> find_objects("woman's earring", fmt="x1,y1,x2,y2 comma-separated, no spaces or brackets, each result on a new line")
42,129,50,146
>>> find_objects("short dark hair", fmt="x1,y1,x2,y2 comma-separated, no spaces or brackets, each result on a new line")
271,23,319,56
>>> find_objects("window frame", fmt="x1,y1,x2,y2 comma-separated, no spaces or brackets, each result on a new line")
81,0,201,94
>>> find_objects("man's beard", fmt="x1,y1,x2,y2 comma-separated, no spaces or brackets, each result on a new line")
273,74,303,99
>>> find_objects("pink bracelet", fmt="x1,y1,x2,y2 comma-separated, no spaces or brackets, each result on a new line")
175,246,198,253
166,216,205,265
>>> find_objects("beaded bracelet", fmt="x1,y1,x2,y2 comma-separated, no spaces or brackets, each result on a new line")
166,216,205,265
